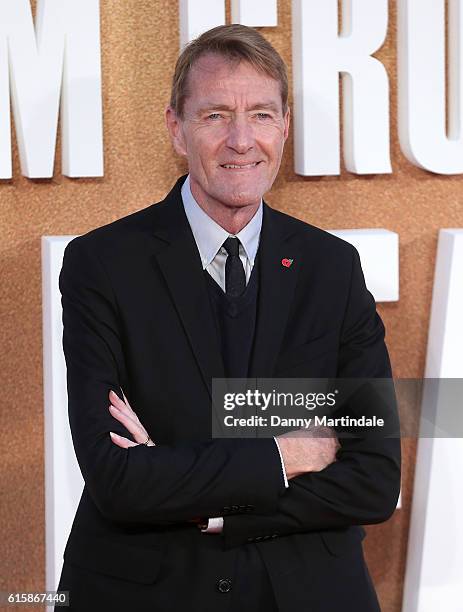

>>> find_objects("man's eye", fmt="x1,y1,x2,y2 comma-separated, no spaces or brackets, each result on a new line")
255,112,272,120
207,113,222,120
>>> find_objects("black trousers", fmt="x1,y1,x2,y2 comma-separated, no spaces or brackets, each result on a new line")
228,544,278,611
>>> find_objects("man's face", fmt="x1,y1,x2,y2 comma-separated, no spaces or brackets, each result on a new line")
166,53,290,211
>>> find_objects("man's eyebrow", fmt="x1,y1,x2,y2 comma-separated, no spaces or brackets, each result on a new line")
248,102,281,112
196,104,232,114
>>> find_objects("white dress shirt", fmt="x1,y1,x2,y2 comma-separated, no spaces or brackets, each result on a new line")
181,175,289,534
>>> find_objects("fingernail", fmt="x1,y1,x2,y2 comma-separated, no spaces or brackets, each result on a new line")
109,404,119,411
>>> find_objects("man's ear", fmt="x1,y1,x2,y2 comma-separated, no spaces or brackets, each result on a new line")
165,106,187,157
283,105,291,142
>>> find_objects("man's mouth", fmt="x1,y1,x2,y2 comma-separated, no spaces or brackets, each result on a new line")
220,162,262,169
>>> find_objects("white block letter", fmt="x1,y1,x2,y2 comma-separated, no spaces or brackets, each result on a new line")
179,0,225,47
179,0,279,47
398,0,463,174
292,0,391,176
231,0,278,27
0,0,103,179
0,34,11,179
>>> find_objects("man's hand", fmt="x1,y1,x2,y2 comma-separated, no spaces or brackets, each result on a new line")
276,425,340,480
107,389,208,526
108,389,156,448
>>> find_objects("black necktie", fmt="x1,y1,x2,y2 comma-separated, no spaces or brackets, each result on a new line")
223,237,246,297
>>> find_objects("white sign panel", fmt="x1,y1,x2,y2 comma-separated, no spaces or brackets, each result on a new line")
402,230,463,612
329,229,399,302
42,236,84,596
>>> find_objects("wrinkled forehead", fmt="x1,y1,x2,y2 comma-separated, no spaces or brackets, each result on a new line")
190,52,242,77
183,53,283,112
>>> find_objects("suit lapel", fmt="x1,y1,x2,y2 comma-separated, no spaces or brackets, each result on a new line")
150,177,225,399
148,176,302,395
248,203,302,378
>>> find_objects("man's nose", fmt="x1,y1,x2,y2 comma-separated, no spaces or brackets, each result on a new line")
226,115,255,153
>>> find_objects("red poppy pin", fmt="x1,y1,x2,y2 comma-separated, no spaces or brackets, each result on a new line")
281,258,293,268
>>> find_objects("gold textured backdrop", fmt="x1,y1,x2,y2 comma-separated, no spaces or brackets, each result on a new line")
1,2,461,610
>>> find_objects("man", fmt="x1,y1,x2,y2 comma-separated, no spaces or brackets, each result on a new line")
57,24,400,611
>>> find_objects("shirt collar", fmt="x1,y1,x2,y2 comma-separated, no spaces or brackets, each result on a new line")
181,174,263,269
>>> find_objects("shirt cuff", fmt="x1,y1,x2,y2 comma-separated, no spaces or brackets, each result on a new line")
201,516,224,533
273,436,289,488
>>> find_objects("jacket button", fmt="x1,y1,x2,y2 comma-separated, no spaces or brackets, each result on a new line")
217,578,232,593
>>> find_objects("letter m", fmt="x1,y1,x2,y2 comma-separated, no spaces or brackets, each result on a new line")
0,0,103,179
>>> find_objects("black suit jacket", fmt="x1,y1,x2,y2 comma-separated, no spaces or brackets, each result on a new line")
57,175,401,611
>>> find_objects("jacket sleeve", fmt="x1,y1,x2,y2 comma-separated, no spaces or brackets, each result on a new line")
222,246,401,549
60,236,284,525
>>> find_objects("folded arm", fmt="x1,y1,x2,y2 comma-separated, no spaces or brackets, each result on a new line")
222,246,401,547
60,236,285,525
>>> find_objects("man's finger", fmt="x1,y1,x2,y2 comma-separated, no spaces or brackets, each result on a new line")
109,395,140,428
109,389,141,425
120,387,131,408
109,404,142,437
109,431,138,449
109,389,128,410
109,405,153,445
